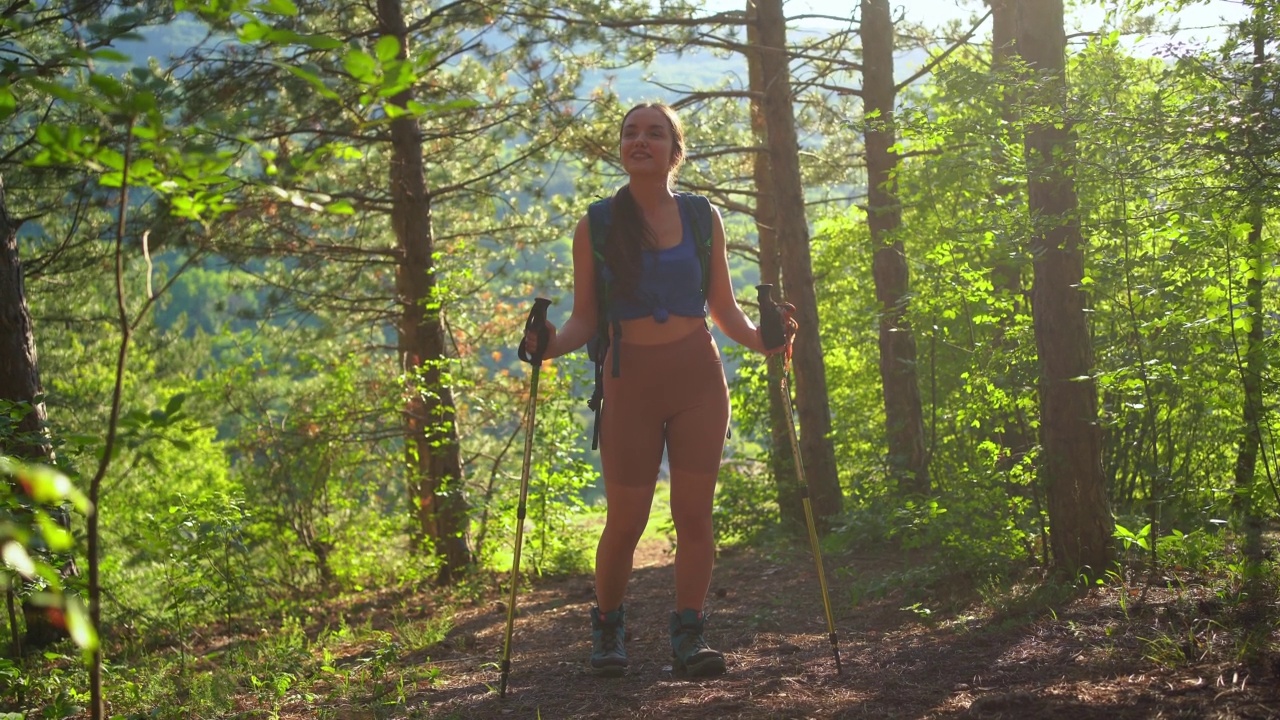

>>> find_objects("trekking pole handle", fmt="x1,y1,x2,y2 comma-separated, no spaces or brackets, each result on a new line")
518,297,552,365
756,284,786,351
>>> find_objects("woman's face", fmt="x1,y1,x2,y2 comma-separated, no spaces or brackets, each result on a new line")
620,107,677,179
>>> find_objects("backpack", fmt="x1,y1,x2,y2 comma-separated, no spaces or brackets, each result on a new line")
585,192,715,450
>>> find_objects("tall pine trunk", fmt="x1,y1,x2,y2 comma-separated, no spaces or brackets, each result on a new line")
377,0,471,582
862,0,930,497
754,0,843,522
747,0,801,527
1015,0,1113,579
0,179,72,651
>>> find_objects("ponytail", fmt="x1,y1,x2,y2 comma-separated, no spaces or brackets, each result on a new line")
604,184,654,302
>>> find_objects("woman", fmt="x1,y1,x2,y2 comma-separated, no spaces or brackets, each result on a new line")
524,102,785,678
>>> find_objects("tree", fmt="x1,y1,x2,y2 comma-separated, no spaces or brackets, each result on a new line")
744,0,802,526
753,0,843,521
862,0,930,496
1014,0,1113,578
0,178,75,652
373,0,472,581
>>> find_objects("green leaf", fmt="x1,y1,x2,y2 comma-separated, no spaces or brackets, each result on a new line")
0,86,15,120
326,200,355,215
165,393,187,416
374,36,401,63
343,50,377,82
255,0,299,15
1,542,35,577
91,49,132,63
0,459,90,512
64,595,98,652
239,20,271,43
130,157,155,178
88,73,126,99
292,34,344,51
280,64,340,100
36,514,74,553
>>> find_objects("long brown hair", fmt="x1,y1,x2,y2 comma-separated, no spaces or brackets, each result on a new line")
605,103,686,302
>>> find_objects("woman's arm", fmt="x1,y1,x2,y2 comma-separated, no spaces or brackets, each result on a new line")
541,215,599,360
705,207,768,353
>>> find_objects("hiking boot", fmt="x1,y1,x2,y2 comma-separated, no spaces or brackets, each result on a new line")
590,605,628,677
669,608,726,677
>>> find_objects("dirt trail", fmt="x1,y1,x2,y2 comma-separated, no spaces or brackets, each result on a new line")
408,540,1280,719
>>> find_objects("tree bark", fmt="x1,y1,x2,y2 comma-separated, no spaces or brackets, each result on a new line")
1014,0,1113,579
862,0,930,497
376,0,472,583
0,178,71,651
746,0,802,527
753,0,843,522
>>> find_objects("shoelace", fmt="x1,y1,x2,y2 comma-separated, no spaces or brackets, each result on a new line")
675,626,709,653
598,623,622,653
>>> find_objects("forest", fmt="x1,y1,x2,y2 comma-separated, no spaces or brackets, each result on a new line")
0,0,1277,717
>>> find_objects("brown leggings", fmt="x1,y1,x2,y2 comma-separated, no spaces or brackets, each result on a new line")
600,326,731,487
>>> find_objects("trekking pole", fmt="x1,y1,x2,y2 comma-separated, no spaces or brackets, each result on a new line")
499,297,552,697
757,284,843,675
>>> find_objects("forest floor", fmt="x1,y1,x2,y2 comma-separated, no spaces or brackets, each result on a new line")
227,533,1280,720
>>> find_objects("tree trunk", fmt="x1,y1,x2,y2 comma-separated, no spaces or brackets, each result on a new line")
862,0,930,497
1232,7,1268,564
1014,0,1113,580
754,0,843,522
746,0,802,527
0,178,71,651
376,0,472,583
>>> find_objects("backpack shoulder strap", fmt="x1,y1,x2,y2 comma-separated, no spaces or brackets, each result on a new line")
587,198,612,266
675,192,715,298
587,198,612,334
585,197,615,450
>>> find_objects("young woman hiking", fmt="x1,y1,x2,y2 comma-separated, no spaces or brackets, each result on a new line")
523,102,789,677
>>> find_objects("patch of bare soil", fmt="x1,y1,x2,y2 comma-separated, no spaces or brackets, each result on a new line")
404,540,1280,720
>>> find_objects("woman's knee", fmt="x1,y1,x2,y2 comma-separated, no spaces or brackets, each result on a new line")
669,508,713,540
601,512,649,548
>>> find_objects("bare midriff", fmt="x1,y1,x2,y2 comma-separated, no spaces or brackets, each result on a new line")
617,314,705,345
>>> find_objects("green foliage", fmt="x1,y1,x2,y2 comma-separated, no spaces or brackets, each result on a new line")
477,364,598,577
711,463,780,546
0,456,95,654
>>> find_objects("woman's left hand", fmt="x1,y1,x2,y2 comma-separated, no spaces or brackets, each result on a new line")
759,302,797,356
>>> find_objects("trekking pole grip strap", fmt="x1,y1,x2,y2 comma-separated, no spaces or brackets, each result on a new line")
756,284,786,350
519,297,552,364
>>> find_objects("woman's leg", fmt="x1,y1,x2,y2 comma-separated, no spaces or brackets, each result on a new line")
663,328,731,611
667,468,719,611
596,342,666,612
594,481,657,611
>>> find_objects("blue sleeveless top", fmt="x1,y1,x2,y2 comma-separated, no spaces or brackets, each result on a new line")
607,201,707,323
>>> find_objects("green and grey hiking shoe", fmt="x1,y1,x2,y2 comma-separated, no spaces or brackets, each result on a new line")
669,608,726,677
590,605,628,677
